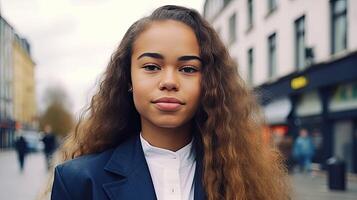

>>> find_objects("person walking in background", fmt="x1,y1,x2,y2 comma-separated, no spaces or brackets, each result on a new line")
293,129,315,173
15,135,28,172
42,125,57,170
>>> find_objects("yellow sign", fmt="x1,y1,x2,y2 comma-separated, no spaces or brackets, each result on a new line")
291,76,308,90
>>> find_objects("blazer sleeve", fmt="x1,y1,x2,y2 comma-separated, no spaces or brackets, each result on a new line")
51,166,72,200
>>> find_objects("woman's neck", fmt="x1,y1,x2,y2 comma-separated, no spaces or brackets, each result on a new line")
140,119,193,152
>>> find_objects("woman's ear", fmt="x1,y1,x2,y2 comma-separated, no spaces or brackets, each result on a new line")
128,84,133,92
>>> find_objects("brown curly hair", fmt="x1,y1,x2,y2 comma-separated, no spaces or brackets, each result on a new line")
58,5,290,200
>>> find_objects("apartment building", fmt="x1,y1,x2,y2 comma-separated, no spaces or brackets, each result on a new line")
204,0,357,173
13,34,37,131
0,15,36,148
0,16,15,148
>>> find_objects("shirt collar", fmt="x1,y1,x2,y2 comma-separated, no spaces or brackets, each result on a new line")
140,133,195,167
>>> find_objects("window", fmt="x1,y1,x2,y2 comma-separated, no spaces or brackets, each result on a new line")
247,0,254,29
268,0,277,12
295,16,305,70
248,48,254,85
331,0,347,54
268,33,277,78
224,0,232,6
353,82,357,98
229,13,237,43
204,0,224,20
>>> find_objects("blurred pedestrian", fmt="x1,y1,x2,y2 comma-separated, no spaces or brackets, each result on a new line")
15,135,28,172
42,125,57,170
293,129,315,173
50,5,290,200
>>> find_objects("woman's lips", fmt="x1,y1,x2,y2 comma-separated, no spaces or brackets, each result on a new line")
155,102,182,111
152,97,184,112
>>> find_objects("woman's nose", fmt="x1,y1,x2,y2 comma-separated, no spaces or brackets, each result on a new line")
159,68,179,91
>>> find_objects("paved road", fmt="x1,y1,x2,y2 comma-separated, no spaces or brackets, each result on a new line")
0,150,49,200
291,171,357,200
1,150,357,200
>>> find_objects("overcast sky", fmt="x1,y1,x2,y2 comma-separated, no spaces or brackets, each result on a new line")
0,0,204,118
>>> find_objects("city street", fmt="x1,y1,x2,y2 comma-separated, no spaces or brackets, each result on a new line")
291,171,357,200
1,150,357,200
0,150,49,200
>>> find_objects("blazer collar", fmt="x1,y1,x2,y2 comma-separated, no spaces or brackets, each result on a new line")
104,135,142,176
102,134,206,200
194,146,205,200
103,135,157,200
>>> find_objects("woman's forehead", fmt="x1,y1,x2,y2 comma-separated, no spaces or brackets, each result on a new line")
132,20,200,58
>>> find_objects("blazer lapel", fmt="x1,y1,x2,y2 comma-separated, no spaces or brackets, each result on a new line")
194,154,206,200
102,135,157,200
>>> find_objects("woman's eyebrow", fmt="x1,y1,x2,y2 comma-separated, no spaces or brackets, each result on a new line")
137,52,201,62
178,55,202,62
137,52,164,60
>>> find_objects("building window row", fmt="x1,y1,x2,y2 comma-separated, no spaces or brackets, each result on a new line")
293,0,347,70
249,0,280,31
215,0,348,84
230,0,279,39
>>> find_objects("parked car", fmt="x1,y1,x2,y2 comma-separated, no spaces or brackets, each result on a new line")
20,130,44,153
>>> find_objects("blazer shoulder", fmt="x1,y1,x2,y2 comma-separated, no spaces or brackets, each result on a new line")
56,148,115,178
52,136,140,199
52,148,116,200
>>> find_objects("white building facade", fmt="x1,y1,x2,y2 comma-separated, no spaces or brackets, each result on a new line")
205,0,356,85
0,16,15,148
0,14,35,149
204,0,357,173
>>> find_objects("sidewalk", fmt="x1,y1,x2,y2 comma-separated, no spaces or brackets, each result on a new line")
0,150,49,200
291,171,357,200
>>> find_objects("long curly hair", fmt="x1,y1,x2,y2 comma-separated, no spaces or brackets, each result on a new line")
59,5,289,200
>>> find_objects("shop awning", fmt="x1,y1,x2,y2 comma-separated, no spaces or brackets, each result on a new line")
263,98,291,125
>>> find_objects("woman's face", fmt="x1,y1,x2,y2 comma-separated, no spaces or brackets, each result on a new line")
131,20,202,129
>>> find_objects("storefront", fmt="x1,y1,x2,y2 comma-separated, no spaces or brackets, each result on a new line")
329,82,357,173
263,97,290,145
258,51,357,173
295,91,324,164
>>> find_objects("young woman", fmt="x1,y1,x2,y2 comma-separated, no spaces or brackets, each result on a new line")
51,5,289,200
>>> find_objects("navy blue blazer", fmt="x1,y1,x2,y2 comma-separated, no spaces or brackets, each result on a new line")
51,135,205,200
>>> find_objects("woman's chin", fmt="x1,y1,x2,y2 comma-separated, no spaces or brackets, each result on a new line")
154,122,183,129
150,118,189,129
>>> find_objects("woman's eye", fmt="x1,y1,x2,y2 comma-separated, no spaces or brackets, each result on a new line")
180,66,199,73
143,65,160,71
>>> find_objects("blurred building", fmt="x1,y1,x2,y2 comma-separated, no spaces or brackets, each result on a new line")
204,0,357,173
13,34,37,131
0,15,37,148
0,16,15,148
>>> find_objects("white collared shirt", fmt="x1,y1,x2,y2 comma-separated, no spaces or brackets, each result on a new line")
140,134,196,200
